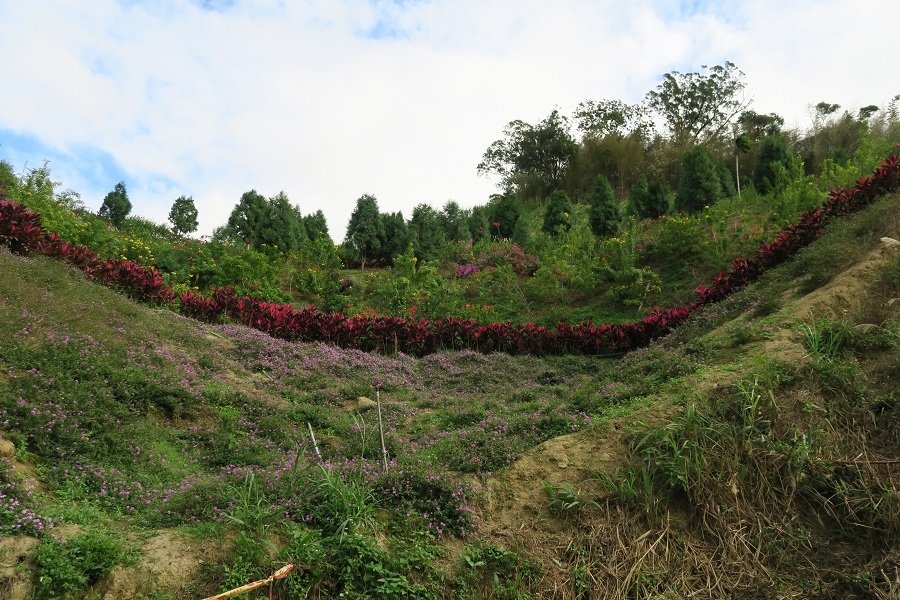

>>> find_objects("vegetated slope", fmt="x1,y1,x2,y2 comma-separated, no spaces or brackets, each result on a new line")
484,192,900,599
0,193,897,599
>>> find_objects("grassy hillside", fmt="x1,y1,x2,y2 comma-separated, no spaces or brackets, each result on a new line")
1,193,898,598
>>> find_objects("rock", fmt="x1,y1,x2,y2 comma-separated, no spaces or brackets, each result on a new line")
355,397,377,410
0,437,15,458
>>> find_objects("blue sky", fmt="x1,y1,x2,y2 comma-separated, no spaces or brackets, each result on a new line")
0,0,897,240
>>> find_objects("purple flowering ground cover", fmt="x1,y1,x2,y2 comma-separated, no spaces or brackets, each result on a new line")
0,240,701,596
2,192,896,597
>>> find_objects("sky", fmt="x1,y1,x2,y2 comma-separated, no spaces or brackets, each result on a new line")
0,0,897,241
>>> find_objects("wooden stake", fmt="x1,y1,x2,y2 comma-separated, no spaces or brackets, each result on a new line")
376,389,389,473
307,422,322,461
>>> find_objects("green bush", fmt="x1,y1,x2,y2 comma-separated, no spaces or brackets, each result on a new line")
542,189,574,234
33,531,130,599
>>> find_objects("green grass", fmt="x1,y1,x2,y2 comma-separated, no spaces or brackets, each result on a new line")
0,189,897,597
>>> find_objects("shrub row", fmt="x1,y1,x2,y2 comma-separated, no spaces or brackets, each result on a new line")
0,200,174,304
2,151,897,356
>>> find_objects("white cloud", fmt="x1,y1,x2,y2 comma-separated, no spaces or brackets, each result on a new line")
0,0,897,240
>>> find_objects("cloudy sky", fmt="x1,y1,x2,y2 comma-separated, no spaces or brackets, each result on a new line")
0,0,897,240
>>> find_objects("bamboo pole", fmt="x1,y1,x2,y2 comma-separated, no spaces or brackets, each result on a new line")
202,563,294,600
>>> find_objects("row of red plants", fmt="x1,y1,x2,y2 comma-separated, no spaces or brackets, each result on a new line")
0,199,174,304
2,151,898,356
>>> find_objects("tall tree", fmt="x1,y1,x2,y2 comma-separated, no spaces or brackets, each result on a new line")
379,211,409,262
478,110,577,197
302,210,330,242
737,110,784,142
646,62,748,144
344,194,384,268
588,174,621,237
439,200,470,242
257,191,304,253
468,205,490,243
645,181,671,219
168,195,198,236
573,99,653,140
676,146,722,212
226,190,269,245
408,204,446,262
98,181,131,226
753,132,792,194
542,189,573,235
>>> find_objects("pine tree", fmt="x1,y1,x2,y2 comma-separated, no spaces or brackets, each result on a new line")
409,204,446,262
302,210,330,242
468,206,490,242
488,191,522,240
754,133,791,193
226,190,269,245
344,195,384,269
379,211,409,262
676,146,722,212
439,200,470,242
542,189,573,234
257,192,304,253
588,174,621,237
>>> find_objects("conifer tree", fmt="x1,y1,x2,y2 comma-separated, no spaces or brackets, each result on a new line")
588,174,621,237
302,210,330,242
379,211,409,262
488,191,522,240
676,146,722,212
409,204,446,262
344,194,384,269
754,132,791,193
542,189,573,234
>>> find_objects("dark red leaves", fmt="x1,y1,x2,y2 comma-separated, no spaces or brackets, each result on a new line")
2,149,898,357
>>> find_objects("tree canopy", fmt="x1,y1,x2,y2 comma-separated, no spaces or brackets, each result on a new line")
646,62,748,144
98,182,131,226
168,195,199,236
344,194,384,268
478,110,577,197
409,204,445,262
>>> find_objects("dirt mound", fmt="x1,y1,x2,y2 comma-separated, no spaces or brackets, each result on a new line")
787,243,897,321
101,530,229,600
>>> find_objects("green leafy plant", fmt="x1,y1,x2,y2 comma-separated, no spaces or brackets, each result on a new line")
33,531,131,599
543,481,596,516
312,467,379,541
800,320,848,361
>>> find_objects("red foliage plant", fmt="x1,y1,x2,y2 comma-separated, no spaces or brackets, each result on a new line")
1,151,897,357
